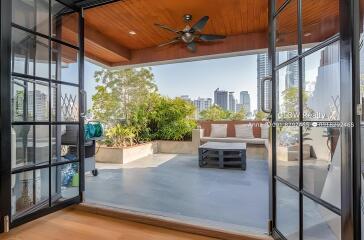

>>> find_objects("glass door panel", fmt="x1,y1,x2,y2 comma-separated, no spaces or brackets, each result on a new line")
12,0,50,36
276,181,300,240
276,126,300,187
270,0,343,239
302,41,340,121
51,162,80,206
276,62,300,121
303,196,341,239
51,0,79,46
302,126,341,209
301,0,339,51
276,0,298,65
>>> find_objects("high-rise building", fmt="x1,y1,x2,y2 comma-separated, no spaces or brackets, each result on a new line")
239,91,251,114
214,88,229,110
236,103,244,112
285,51,305,89
180,95,192,104
257,53,271,112
228,92,236,112
285,51,298,89
15,90,48,121
193,97,212,119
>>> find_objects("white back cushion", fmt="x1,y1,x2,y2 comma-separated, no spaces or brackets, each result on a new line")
260,124,270,139
235,124,254,139
210,124,227,138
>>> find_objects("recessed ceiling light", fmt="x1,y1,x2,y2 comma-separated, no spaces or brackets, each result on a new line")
128,31,136,35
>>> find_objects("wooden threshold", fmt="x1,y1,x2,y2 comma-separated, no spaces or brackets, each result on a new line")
1,208,218,240
75,203,272,240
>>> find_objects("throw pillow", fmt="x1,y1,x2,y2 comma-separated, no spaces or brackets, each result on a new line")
210,124,227,138
260,124,270,139
235,124,254,139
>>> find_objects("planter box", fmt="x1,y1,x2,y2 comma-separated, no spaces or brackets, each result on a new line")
156,140,196,154
96,131,202,164
96,142,156,164
277,144,311,161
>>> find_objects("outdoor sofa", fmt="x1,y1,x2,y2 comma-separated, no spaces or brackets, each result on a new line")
195,121,269,149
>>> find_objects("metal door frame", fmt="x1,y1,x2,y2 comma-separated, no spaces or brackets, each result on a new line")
0,0,85,232
267,0,361,239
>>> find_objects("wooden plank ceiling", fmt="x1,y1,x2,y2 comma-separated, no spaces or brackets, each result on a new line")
62,0,339,67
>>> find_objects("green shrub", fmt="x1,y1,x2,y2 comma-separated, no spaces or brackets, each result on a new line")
131,94,197,141
255,111,268,120
230,108,247,120
105,124,136,147
157,119,197,141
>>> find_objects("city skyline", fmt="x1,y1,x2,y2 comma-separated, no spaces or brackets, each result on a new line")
180,88,251,118
84,54,258,111
84,54,261,113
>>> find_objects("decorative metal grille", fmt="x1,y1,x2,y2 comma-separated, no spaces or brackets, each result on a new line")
61,94,78,121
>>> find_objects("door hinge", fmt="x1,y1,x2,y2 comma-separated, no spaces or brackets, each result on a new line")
356,104,363,116
4,215,10,233
268,219,273,234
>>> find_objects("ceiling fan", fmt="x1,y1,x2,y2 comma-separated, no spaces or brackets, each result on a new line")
154,14,226,52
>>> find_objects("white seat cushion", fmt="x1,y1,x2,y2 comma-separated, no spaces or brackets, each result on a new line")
210,124,227,138
201,137,266,145
260,124,270,139
246,138,266,144
201,137,244,143
235,124,254,139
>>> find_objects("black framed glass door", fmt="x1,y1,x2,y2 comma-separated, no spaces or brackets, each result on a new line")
0,0,84,232
268,0,361,239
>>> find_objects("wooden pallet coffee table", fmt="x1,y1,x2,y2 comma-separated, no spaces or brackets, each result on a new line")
198,142,247,170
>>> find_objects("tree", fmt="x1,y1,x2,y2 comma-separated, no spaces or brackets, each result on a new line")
281,87,299,117
92,68,158,125
199,105,231,121
280,87,311,120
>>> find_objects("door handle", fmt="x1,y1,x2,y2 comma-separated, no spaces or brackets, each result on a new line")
80,90,87,118
261,76,272,114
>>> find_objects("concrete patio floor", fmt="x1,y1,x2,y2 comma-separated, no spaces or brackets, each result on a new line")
85,147,269,234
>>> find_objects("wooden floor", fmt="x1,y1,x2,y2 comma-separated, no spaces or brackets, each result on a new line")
1,208,217,240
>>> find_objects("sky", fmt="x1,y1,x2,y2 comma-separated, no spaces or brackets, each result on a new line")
85,54,259,112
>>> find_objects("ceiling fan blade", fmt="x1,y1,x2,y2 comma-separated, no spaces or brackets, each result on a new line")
191,16,209,32
199,34,226,41
158,38,180,47
187,42,196,52
154,23,180,33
